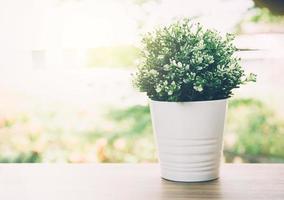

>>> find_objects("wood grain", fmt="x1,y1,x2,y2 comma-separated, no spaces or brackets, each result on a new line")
0,164,283,200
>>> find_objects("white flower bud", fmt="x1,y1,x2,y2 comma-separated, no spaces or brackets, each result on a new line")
163,64,170,71
167,90,173,95
193,85,203,92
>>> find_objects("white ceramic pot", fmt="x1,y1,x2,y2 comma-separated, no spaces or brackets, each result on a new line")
150,99,227,182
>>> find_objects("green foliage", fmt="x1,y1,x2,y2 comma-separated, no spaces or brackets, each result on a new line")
252,0,284,16
1,98,283,163
250,8,284,23
225,98,284,162
87,45,140,68
0,105,156,163
108,105,152,137
0,152,41,163
133,19,256,101
96,105,155,162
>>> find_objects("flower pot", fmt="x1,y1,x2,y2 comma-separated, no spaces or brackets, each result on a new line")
150,99,227,182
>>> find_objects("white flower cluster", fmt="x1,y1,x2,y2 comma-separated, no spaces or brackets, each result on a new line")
155,79,181,96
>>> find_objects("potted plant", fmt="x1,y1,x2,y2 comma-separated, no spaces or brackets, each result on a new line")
133,19,256,182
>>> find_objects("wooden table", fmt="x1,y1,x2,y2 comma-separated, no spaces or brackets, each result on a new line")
0,164,283,200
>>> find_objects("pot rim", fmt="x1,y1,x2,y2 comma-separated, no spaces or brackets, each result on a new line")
150,98,228,104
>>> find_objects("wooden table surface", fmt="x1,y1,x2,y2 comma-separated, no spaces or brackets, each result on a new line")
0,164,283,200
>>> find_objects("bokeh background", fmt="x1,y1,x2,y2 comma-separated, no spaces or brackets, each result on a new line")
0,0,283,163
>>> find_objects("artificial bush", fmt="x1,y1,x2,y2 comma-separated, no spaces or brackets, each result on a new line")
133,19,256,101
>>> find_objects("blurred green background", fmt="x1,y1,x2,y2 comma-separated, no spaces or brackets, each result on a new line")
0,0,284,163
1,98,284,163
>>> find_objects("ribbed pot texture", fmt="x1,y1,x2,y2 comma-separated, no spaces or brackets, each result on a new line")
150,99,227,182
